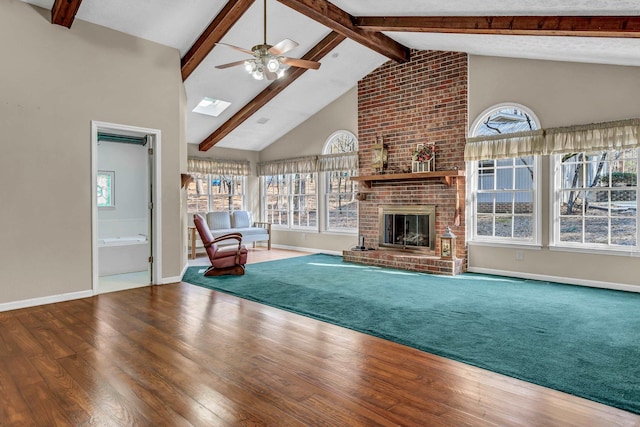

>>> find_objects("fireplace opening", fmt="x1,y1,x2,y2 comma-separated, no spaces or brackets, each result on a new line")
378,205,435,252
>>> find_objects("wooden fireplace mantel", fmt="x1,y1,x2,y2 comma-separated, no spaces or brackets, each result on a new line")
351,170,465,188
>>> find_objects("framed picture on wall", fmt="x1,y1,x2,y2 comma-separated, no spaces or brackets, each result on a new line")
97,170,115,208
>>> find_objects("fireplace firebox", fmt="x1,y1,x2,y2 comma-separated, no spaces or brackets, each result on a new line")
378,205,436,252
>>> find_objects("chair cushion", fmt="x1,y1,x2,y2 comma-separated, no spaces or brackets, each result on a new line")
206,211,231,230
211,246,248,268
232,210,252,228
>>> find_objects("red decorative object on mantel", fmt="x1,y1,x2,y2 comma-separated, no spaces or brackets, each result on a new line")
412,143,436,172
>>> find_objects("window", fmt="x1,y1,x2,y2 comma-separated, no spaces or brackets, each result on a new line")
97,170,115,208
554,148,638,248
468,105,541,243
187,173,245,214
323,131,358,232
264,173,317,229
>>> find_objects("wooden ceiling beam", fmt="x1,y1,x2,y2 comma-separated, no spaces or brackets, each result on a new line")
198,31,346,151
181,0,255,81
51,0,83,28
353,16,640,38
276,0,409,63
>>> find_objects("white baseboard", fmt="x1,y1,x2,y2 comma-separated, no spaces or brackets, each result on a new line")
0,290,95,312
271,244,342,256
467,267,640,293
160,266,188,285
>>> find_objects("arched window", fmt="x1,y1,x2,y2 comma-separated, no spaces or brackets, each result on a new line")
468,104,541,243
323,131,358,232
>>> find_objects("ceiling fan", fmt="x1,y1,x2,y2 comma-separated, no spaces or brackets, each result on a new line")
214,0,321,81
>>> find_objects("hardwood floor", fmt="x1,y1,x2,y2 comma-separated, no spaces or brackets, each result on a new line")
1,250,639,426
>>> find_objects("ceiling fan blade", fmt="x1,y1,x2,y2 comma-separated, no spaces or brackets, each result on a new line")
215,60,248,69
281,57,321,70
269,39,299,56
215,42,255,56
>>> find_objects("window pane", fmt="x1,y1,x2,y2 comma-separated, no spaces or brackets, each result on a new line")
584,217,609,244
477,194,495,214
514,166,533,190
495,167,513,189
611,218,636,246
560,217,582,242
478,174,495,191
514,216,533,239
476,215,493,236
494,216,513,238
495,193,514,214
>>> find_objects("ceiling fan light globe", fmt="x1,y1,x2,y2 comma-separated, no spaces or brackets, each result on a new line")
266,57,280,73
244,60,254,73
252,69,264,80
276,68,286,78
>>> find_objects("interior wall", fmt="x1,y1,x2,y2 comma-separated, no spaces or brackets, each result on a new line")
97,142,148,238
0,0,184,306
259,87,359,253
468,55,640,288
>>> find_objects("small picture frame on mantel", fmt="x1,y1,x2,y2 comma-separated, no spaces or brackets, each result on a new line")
411,143,436,173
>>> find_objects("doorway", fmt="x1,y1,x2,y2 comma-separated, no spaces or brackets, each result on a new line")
91,121,162,294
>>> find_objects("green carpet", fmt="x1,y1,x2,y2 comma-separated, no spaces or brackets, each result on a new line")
182,253,640,414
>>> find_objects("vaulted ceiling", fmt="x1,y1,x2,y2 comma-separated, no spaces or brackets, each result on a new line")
24,0,640,152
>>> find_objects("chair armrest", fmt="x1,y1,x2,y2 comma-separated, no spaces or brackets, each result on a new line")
212,232,243,244
253,222,271,232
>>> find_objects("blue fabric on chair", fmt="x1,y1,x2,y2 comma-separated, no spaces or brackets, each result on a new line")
206,211,231,230
232,210,252,228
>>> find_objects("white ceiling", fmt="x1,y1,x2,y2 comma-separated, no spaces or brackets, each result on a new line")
22,0,640,151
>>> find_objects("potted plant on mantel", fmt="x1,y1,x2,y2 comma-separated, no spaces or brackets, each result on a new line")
411,143,436,173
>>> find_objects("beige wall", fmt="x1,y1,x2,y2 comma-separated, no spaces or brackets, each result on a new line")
0,1,185,306
260,87,359,253
468,55,640,289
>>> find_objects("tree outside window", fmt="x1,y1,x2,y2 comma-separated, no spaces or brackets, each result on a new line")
187,173,245,214
323,130,358,232
557,148,637,247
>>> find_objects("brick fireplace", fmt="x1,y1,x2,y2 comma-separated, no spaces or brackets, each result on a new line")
343,50,468,275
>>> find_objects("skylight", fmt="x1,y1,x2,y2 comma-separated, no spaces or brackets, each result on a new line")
192,97,231,117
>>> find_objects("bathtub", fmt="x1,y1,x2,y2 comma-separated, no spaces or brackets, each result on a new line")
98,235,149,276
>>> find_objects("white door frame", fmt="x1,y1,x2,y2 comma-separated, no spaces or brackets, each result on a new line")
91,120,163,293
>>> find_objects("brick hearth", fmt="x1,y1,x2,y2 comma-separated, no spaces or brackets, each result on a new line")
346,49,468,275
343,249,464,276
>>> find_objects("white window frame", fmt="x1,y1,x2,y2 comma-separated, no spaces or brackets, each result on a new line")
187,173,245,214
322,130,358,234
262,173,318,230
550,149,639,253
468,103,542,246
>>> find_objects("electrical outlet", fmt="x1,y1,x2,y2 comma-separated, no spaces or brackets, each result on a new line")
515,250,524,261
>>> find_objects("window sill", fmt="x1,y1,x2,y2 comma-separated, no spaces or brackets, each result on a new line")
468,240,542,250
548,245,640,257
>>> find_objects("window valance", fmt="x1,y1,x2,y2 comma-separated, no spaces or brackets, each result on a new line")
257,152,358,176
257,155,318,176
318,152,358,174
465,130,545,161
465,118,640,161
187,157,251,176
544,118,640,155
